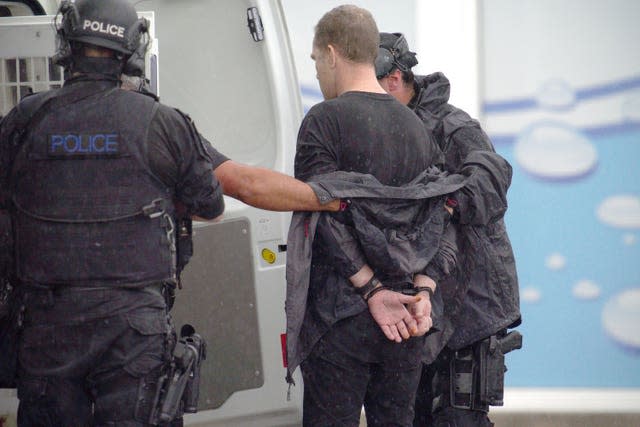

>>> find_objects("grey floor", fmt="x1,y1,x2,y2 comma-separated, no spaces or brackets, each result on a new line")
358,413,640,427
491,413,640,427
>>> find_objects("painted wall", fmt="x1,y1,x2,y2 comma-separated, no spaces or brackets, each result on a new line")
481,0,640,388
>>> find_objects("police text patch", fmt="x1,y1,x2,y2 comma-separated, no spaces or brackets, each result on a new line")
48,133,120,157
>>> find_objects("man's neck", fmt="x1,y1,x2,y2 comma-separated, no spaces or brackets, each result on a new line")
398,85,415,106
336,61,386,97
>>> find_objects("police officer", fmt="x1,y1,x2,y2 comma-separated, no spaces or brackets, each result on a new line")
0,0,224,425
375,33,522,427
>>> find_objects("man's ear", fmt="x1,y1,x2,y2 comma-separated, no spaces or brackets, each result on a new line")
387,70,402,91
326,44,338,68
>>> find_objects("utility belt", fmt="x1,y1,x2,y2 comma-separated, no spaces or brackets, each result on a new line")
149,324,207,424
433,330,522,413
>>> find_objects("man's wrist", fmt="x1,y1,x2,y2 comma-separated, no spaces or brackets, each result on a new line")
413,286,434,298
364,283,386,302
355,276,382,300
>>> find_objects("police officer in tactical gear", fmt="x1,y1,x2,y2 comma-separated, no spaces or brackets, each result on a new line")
0,0,224,425
375,33,522,427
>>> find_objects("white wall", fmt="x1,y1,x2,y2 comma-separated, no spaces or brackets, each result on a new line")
415,0,479,118
282,0,479,118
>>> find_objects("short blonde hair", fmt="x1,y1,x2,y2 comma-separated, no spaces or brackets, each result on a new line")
313,4,379,64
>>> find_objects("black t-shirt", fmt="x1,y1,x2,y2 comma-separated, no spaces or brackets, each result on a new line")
295,91,440,185
201,136,230,170
145,104,225,219
294,91,443,356
295,91,440,287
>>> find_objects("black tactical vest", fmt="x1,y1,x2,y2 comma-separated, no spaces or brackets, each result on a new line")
11,86,175,287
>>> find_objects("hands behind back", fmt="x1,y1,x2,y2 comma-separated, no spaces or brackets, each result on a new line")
367,277,435,342
367,289,421,343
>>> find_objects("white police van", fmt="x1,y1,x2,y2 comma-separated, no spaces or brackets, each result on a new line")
0,1,305,425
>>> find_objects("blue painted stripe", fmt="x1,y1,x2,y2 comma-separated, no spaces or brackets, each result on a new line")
483,75,640,114
490,121,640,145
582,121,640,138
575,75,640,100
483,98,537,113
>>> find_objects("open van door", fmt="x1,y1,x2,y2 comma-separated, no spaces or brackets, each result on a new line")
0,1,305,425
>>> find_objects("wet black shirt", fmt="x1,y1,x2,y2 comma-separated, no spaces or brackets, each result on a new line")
145,102,225,219
295,91,440,185
294,91,442,334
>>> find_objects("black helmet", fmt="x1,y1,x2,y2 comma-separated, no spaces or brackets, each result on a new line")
53,0,148,66
375,32,418,79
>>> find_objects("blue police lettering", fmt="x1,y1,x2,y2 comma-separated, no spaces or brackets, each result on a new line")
49,133,119,155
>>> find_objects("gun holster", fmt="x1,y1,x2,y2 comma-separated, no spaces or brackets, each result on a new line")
149,324,207,425
477,330,522,407
440,330,523,413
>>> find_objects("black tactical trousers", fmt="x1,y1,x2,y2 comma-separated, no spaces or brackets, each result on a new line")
16,287,170,427
301,311,424,427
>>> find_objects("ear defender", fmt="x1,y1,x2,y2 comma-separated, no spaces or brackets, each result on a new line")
374,33,418,79
52,1,80,66
123,18,150,77
375,46,396,79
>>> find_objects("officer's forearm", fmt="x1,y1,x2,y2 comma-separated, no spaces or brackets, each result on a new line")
214,160,339,212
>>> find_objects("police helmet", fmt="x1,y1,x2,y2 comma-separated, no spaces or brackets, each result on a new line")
375,32,418,79
53,0,148,66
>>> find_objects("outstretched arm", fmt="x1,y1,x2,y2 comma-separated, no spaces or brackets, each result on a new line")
214,160,340,212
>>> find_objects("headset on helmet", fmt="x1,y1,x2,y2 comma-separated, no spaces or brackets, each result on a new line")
53,0,149,72
374,32,418,79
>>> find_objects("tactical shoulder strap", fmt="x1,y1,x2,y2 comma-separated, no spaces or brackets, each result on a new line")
11,91,61,144
20,84,110,135
6,86,114,190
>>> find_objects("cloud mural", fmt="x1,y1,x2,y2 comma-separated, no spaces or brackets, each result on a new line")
521,287,542,303
602,288,640,351
514,122,598,180
573,280,601,300
596,195,640,229
623,233,637,246
536,79,576,110
545,252,567,271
